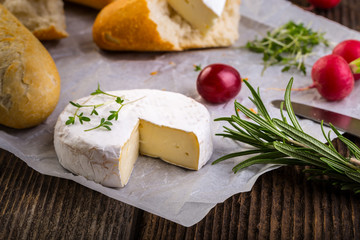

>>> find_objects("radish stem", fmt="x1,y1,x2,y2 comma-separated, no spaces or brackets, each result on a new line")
349,57,360,74
268,83,316,92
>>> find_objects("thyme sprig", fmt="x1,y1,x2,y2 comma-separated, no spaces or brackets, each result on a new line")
214,78,360,193
84,118,113,132
65,101,107,125
90,83,122,99
246,21,329,75
65,84,129,131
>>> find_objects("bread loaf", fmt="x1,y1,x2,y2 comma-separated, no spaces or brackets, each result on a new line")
92,0,241,51
0,0,68,40
65,0,115,10
0,4,61,129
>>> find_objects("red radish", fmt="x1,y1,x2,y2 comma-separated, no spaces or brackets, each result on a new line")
333,39,360,80
307,0,341,9
197,64,241,104
311,54,354,101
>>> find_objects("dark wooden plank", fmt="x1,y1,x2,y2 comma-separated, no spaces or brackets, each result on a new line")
236,191,251,239
0,152,140,240
351,192,360,240
247,177,262,240
303,167,314,240
269,167,284,240
258,172,272,240
292,167,305,240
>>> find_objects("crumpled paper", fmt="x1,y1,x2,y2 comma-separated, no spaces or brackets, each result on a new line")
1,0,360,227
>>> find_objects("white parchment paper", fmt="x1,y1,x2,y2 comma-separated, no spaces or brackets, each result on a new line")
1,0,360,227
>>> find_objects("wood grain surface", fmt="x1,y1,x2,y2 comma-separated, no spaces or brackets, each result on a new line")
1,0,360,239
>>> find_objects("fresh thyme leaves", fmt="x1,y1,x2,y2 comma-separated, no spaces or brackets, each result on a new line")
194,64,202,72
246,21,329,75
108,100,125,121
65,84,128,132
214,77,360,193
65,101,98,125
91,83,120,99
84,118,113,132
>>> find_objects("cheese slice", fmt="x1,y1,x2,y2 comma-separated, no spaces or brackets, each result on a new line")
167,0,226,33
54,89,213,187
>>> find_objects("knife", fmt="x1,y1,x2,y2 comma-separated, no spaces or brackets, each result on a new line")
271,100,360,137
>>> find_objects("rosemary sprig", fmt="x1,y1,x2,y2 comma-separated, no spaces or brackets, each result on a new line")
214,78,360,193
246,21,329,75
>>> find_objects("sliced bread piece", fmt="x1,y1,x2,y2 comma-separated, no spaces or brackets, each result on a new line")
92,0,241,51
0,0,68,40
0,4,61,128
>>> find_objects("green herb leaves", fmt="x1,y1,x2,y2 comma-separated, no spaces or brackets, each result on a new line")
194,64,202,72
90,84,105,96
65,84,127,132
246,21,329,75
65,101,94,125
65,117,75,125
84,118,113,132
214,78,360,193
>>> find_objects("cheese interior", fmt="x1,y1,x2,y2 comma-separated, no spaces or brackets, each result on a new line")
119,119,200,186
139,120,199,169
166,0,226,33
119,122,140,186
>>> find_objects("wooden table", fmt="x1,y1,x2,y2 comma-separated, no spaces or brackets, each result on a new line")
1,0,360,239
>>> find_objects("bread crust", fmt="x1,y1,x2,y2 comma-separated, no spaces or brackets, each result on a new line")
66,0,115,9
0,5,61,129
92,0,241,51
0,0,68,40
33,25,68,40
93,0,176,51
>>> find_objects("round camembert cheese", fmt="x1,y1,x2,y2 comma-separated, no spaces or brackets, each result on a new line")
54,89,213,187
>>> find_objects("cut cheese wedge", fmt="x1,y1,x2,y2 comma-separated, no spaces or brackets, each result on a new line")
54,89,213,187
166,0,226,33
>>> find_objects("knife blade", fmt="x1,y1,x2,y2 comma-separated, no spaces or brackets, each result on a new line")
271,100,360,137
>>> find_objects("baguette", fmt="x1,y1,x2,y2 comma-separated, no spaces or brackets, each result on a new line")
0,0,68,40
92,0,241,51
0,4,61,129
65,0,115,9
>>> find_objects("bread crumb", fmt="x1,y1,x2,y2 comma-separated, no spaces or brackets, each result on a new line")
150,71,158,75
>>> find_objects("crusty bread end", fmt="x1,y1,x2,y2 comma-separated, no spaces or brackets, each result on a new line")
0,4,61,128
93,0,241,51
0,0,68,40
